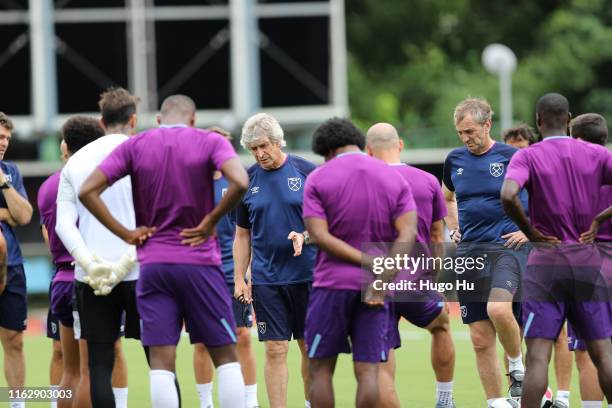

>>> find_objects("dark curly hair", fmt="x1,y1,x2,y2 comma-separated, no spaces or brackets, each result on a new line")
62,116,105,154
312,117,365,157
98,87,140,128
502,123,537,145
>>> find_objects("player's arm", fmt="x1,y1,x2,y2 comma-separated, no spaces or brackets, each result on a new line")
0,233,6,295
0,169,32,225
41,224,50,247
501,179,559,243
79,168,155,245
580,205,612,243
180,157,248,246
305,217,365,266
0,208,17,227
430,219,445,258
442,183,460,242
233,225,252,303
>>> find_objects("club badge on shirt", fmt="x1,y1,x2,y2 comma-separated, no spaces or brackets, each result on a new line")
489,162,504,177
288,177,302,191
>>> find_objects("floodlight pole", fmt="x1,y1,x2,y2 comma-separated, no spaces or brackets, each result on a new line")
482,44,516,132
231,0,261,124
29,0,57,137
499,69,513,131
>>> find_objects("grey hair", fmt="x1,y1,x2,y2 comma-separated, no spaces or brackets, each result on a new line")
453,98,494,125
240,113,286,148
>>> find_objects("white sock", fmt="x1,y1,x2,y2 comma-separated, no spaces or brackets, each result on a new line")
582,402,602,408
305,401,311,408
508,353,524,372
50,384,59,408
150,370,179,408
245,384,258,408
556,390,570,405
436,381,454,405
113,387,128,408
196,382,214,408
217,362,245,408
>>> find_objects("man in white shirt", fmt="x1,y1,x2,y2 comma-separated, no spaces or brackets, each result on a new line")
56,88,141,408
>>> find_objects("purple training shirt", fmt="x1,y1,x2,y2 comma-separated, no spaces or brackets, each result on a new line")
505,137,612,242
37,170,74,282
303,152,416,291
98,127,237,265
390,163,447,243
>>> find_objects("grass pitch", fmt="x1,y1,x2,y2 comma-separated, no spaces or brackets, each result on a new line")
2,318,585,407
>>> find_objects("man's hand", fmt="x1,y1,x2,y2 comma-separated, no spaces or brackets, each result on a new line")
124,226,156,246
234,279,252,304
502,230,529,249
288,231,304,256
180,215,216,246
363,282,385,308
579,219,600,244
527,228,561,244
95,247,138,295
449,229,461,243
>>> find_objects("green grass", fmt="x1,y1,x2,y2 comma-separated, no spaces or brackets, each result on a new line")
2,319,587,407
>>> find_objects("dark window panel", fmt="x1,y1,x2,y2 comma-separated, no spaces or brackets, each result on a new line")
155,20,230,109
0,25,31,114
54,0,124,8
154,0,228,5
55,23,128,113
259,16,329,106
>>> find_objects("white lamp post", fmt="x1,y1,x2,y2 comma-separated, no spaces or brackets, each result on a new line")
482,44,517,132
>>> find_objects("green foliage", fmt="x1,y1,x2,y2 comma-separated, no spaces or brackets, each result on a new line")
347,0,612,145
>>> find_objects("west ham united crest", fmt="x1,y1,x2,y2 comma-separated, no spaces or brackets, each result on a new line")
257,322,267,334
489,162,504,177
288,177,302,191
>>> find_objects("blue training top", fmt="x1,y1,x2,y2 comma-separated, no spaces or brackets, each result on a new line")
443,142,529,243
214,176,237,283
0,161,27,266
236,155,317,285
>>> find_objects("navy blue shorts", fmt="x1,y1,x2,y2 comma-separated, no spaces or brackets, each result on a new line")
252,282,311,341
457,247,526,324
227,283,253,328
0,265,27,332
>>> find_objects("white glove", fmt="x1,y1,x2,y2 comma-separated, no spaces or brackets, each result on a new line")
72,246,113,292
96,247,138,296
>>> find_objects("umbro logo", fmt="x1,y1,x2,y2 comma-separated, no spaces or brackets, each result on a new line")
457,168,464,175
251,186,260,194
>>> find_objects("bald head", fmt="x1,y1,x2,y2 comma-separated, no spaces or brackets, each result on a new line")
159,94,196,125
366,123,403,163
366,123,401,149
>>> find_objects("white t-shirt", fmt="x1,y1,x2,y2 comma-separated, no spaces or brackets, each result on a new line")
56,134,139,282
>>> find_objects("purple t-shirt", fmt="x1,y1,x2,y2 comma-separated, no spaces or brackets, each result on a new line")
98,127,237,265
303,153,416,291
37,170,74,282
505,137,612,242
390,164,447,243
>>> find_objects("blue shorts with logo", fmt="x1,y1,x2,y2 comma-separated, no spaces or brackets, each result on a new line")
252,282,311,341
0,265,27,332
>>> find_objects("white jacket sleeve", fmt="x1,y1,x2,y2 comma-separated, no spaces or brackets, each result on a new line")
55,166,93,267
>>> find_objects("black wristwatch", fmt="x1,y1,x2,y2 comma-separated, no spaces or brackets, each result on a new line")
0,181,11,190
